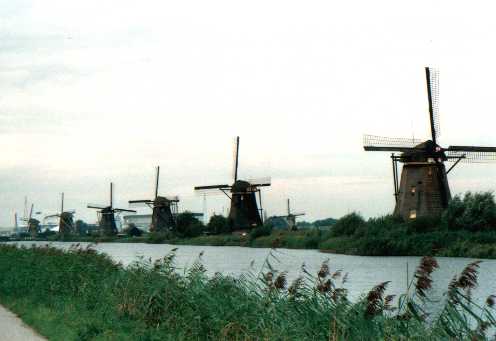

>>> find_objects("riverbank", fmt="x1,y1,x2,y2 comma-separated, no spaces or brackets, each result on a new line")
0,243,495,340
12,227,496,259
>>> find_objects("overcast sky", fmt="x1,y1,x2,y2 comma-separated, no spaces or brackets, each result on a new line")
1,1,496,227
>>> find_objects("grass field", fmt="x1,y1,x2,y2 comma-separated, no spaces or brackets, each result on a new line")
1,244,496,340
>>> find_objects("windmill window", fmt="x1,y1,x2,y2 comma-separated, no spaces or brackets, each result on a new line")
409,210,417,219
411,186,416,195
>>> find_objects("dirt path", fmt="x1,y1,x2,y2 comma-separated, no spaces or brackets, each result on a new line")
0,304,46,341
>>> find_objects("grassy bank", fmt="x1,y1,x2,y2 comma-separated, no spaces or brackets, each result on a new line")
15,226,496,259
1,244,496,340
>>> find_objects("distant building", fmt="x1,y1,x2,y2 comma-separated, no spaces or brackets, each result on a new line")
123,212,204,232
122,214,152,232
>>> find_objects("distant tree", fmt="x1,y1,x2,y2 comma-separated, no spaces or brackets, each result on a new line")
296,221,313,229
75,220,89,235
265,216,288,230
314,218,338,227
176,212,204,238
207,215,230,234
125,223,143,237
249,224,273,240
443,192,496,232
331,213,365,237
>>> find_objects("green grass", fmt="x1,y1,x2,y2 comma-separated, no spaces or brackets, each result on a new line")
1,244,496,340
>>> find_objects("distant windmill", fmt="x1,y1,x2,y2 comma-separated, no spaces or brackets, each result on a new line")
364,67,496,220
129,166,179,232
44,193,76,236
194,137,271,231
88,183,136,236
272,199,305,231
26,203,40,238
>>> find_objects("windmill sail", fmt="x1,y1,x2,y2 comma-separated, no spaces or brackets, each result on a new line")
426,67,440,143
363,134,422,152
446,146,496,163
232,136,240,182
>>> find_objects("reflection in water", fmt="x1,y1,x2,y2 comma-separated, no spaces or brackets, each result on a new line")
11,241,496,307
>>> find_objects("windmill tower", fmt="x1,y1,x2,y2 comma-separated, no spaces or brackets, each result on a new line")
129,166,179,233
273,199,305,231
88,183,136,236
44,193,76,237
26,204,40,238
194,137,271,231
364,67,496,220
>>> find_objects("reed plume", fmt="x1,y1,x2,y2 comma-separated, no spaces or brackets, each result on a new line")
414,256,439,299
365,281,390,317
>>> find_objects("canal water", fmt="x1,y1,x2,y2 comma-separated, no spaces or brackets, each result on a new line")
9,241,496,306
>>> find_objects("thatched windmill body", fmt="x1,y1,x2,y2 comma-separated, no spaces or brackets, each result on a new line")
272,199,305,231
364,67,496,220
44,193,75,236
88,183,136,236
195,137,271,231
129,166,179,233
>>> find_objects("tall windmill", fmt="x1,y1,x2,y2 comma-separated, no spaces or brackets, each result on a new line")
272,199,305,231
129,166,179,233
44,193,75,236
88,183,136,236
364,67,496,220
194,137,271,231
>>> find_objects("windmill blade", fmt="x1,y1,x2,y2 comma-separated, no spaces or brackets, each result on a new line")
248,177,271,187
292,213,306,217
129,201,153,208
87,204,107,210
426,67,440,142
195,184,231,191
154,166,160,199
447,146,496,153
114,208,137,213
194,188,229,196
129,199,153,204
446,148,496,163
363,134,422,152
232,136,240,182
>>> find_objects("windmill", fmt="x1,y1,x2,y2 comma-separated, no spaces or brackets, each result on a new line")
44,193,75,236
26,203,40,238
364,67,496,220
272,199,305,231
129,166,179,233
194,136,271,231
88,183,136,236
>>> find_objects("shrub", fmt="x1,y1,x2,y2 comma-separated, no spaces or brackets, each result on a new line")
443,192,496,232
249,224,273,240
331,212,366,237
207,215,230,234
176,212,204,238
125,223,143,237
407,215,441,234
